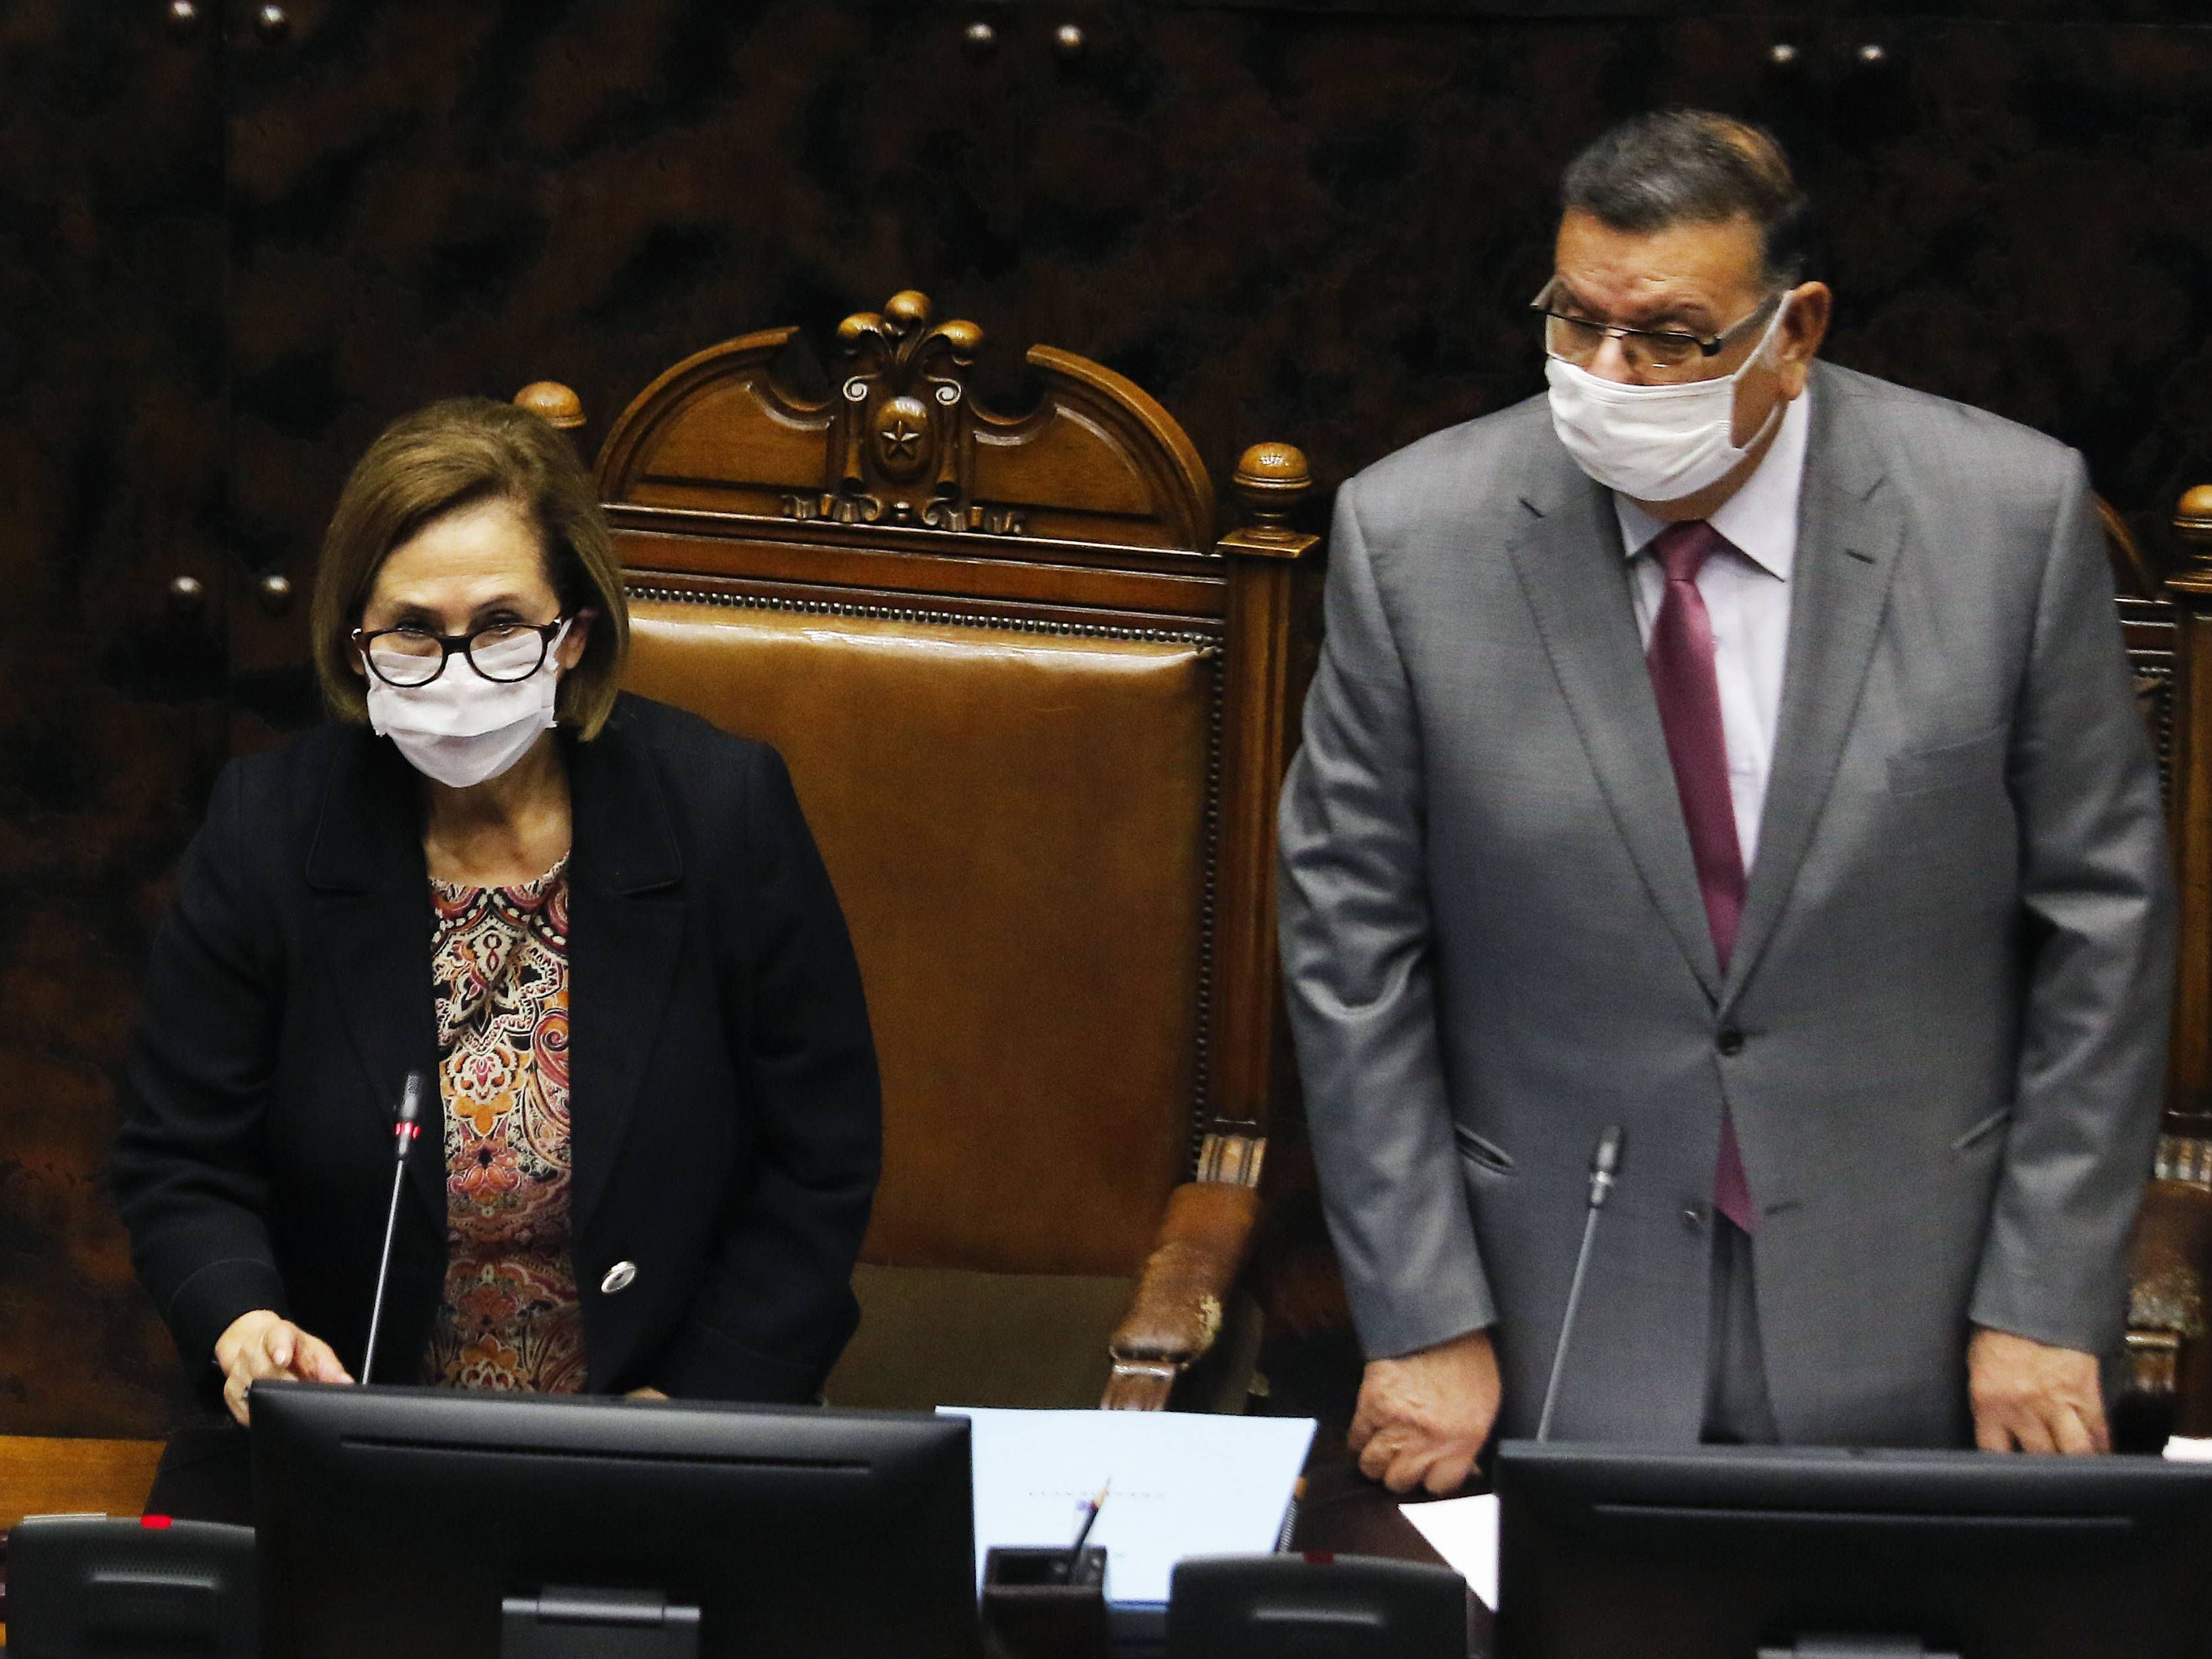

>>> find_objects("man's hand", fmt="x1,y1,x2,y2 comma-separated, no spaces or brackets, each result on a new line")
1969,1327,2108,1455
626,1386,669,1401
1348,1329,1501,1495
214,1309,352,1426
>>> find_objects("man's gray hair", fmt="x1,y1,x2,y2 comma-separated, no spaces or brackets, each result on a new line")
1561,109,1814,286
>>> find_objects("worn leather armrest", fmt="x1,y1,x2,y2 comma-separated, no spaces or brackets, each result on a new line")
2125,1179,2212,1438
1100,1181,1262,1413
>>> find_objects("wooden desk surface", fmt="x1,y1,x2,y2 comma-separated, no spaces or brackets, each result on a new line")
0,1435,164,1530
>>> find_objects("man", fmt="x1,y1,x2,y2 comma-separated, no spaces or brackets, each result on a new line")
1278,110,2173,1492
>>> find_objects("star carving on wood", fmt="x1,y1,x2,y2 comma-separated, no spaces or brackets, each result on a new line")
871,394,934,482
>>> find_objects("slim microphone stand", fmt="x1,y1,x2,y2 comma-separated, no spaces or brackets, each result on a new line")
1537,1126,1624,1442
361,1070,425,1388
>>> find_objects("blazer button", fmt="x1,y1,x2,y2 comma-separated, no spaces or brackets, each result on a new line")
600,1261,637,1294
1716,1028,1745,1057
1682,1202,1710,1233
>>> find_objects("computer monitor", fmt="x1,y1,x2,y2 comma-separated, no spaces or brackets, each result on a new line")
250,1381,979,1659
1494,1440,2212,1659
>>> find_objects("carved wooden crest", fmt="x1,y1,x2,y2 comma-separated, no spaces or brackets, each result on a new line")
821,292,987,532
591,289,1215,553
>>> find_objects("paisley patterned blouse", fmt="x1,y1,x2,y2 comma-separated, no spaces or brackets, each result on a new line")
421,856,586,1394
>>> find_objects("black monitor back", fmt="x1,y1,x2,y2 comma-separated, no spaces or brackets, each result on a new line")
1168,1553,1469,1659
251,1382,979,1659
1495,1440,2212,1659
6,1516,257,1659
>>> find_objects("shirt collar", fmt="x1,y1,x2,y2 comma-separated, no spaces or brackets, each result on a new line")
1613,380,1812,581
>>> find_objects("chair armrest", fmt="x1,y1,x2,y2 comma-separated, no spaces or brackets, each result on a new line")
2125,1179,2212,1438
1101,1180,1263,1410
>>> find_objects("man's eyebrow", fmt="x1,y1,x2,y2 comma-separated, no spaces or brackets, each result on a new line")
1549,280,1714,332
1614,296,1715,332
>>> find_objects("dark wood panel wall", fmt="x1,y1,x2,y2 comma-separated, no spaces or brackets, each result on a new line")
5,0,2209,1436
1,2,229,1435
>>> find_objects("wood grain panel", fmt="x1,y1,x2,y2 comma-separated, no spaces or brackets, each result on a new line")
0,1436,163,1528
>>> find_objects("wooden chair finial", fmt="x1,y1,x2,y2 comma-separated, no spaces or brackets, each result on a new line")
2179,484,2212,565
1230,442,1311,530
514,380,585,431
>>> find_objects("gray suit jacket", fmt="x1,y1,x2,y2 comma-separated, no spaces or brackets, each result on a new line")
1278,362,2175,1447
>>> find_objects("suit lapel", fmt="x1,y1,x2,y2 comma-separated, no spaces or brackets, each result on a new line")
564,708,687,1241
1723,371,1903,1008
1504,449,1724,1000
306,731,446,1225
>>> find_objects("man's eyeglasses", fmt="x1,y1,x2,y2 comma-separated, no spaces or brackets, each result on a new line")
1532,280,1784,375
352,616,570,689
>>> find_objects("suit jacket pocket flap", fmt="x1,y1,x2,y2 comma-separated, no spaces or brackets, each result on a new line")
1889,725,2008,798
1452,1123,1517,1173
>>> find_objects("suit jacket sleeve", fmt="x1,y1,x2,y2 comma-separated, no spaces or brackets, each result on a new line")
1278,478,1498,1360
1968,452,2175,1355
110,760,291,1402
654,744,882,1401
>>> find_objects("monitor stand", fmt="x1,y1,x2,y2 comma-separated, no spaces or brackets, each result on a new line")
1760,1639,1961,1659
501,1587,702,1658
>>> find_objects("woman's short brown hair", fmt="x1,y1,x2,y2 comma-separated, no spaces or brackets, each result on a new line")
310,397,630,739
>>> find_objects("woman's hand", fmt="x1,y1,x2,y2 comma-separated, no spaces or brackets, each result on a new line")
626,1386,668,1401
214,1309,353,1424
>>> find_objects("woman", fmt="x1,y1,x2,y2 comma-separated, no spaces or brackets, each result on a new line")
113,398,881,1424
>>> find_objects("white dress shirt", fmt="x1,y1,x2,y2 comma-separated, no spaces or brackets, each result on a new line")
1613,385,1812,871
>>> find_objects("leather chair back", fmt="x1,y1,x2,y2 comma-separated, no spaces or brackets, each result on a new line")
622,602,1211,1275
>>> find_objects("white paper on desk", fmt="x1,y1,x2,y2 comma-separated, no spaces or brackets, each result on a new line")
942,1406,1316,1608
1400,1493,1500,1612
2165,1436,2212,1461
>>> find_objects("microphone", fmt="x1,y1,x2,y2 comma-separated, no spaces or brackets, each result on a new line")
360,1070,425,1388
1536,1125,1625,1442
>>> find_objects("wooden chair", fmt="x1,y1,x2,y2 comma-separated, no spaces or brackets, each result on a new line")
2121,484,2212,1442
517,292,1318,1411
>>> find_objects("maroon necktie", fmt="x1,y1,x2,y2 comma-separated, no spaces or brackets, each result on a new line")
1644,520,1757,1234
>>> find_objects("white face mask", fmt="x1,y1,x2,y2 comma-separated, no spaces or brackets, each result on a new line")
363,620,570,790
1544,296,1791,503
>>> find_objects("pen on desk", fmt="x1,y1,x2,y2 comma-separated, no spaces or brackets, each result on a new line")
1274,1476,1306,1553
1068,1479,1110,1578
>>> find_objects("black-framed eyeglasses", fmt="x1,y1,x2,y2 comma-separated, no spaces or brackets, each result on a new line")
1532,279,1785,375
352,616,570,689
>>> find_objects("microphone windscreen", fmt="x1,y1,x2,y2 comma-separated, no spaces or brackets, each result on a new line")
398,1069,424,1125
1594,1125,1624,1178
